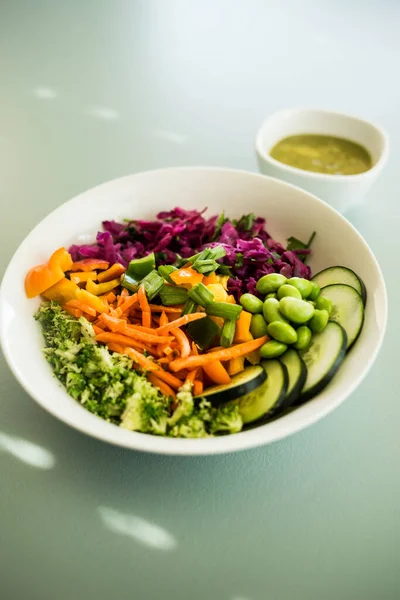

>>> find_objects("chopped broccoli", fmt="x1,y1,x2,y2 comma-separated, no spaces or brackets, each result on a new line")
168,381,194,426
35,302,244,438
210,403,243,435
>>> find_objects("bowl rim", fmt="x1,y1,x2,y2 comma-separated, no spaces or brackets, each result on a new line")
255,107,390,182
0,166,388,455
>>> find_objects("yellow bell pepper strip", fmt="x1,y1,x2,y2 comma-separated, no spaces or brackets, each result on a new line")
86,278,121,296
78,289,108,314
24,247,73,299
216,275,230,290
234,310,253,343
205,283,228,303
70,271,97,284
169,266,203,289
42,277,108,314
70,258,109,272
227,355,245,376
42,278,80,303
97,263,126,283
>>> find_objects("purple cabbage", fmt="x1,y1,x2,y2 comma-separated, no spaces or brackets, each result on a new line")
69,208,311,299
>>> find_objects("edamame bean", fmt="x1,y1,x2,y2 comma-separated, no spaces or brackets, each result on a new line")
315,295,332,314
266,292,277,299
267,321,298,345
277,284,302,300
308,301,316,308
240,293,263,314
309,309,329,333
279,297,315,324
288,277,314,298
260,340,288,359
250,314,269,338
262,298,289,324
293,326,312,350
256,273,287,295
308,281,321,301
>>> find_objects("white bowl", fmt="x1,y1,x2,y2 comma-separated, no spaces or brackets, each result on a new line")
255,108,389,214
0,167,387,455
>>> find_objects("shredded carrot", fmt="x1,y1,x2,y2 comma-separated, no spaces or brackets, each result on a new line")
169,335,268,372
138,285,150,312
185,367,199,385
123,347,160,372
123,347,183,390
98,313,127,332
65,299,97,317
153,368,184,391
63,306,82,319
117,289,129,306
126,323,158,334
159,310,168,328
170,328,191,358
95,332,156,354
92,324,104,335
147,373,176,399
97,263,126,283
107,291,117,303
138,285,151,328
193,380,203,396
203,361,231,385
191,342,199,356
107,342,126,354
155,312,206,335
158,355,175,365
119,293,138,314
121,326,173,345
148,305,183,313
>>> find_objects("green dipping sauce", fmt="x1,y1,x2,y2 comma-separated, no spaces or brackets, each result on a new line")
270,134,372,175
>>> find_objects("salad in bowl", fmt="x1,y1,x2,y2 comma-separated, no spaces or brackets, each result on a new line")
0,168,386,454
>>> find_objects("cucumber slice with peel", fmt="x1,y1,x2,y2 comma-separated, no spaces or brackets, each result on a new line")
312,266,366,304
319,284,364,349
299,321,347,401
279,349,307,407
237,360,288,425
197,365,266,404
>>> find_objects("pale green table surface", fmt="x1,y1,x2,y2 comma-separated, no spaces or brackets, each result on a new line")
1,2,399,599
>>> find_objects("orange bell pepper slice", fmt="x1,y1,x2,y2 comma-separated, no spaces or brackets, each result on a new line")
234,310,253,343
48,247,73,273
25,247,73,299
70,258,109,272
169,266,203,288
203,360,231,385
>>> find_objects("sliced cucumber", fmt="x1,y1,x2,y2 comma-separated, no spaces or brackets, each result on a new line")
197,365,266,404
298,321,347,401
238,360,288,425
279,349,307,407
319,284,364,349
312,266,366,304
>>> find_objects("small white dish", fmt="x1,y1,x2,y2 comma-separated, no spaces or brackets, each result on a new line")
255,108,389,213
0,167,387,455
